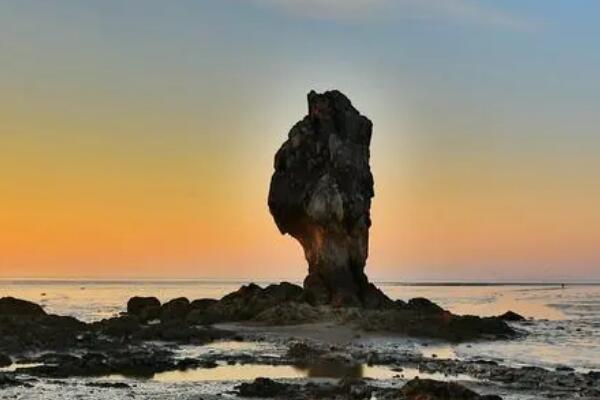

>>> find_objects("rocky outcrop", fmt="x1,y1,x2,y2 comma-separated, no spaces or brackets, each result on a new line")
188,282,306,324
235,377,502,400
127,296,161,321
400,379,502,400
0,297,46,316
268,90,390,307
498,311,526,322
160,297,191,322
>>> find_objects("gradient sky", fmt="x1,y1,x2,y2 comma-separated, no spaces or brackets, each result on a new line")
1,1,600,281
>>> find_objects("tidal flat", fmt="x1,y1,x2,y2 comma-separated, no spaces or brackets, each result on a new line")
1,281,600,399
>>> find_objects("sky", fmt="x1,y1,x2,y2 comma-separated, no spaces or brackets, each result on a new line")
1,1,599,281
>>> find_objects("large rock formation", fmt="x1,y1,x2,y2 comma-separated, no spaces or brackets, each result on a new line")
268,90,390,307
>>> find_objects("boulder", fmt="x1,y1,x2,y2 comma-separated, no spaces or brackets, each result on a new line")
236,377,298,398
268,90,391,308
127,297,161,321
160,298,191,322
0,297,46,316
190,298,218,311
91,316,141,338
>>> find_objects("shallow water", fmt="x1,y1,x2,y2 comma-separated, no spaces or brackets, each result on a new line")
139,362,474,382
2,280,600,370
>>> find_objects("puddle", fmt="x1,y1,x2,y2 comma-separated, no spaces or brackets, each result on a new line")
109,361,475,383
421,344,457,360
0,363,45,372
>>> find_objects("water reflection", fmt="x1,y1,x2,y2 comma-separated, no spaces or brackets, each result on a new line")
114,360,475,383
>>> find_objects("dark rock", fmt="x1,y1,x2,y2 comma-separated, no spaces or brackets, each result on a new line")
253,302,322,325
268,90,391,308
400,378,502,400
287,341,325,360
0,313,86,353
236,377,298,397
197,282,306,324
190,298,218,311
86,381,130,389
91,316,141,338
0,297,46,316
556,365,575,372
20,348,178,379
160,297,191,322
127,296,161,321
0,353,11,368
498,311,526,322
407,298,444,313
357,309,514,342
0,372,28,387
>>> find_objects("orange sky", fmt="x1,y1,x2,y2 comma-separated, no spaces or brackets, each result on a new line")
1,1,600,281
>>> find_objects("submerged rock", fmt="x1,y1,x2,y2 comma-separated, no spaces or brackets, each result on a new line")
268,90,390,308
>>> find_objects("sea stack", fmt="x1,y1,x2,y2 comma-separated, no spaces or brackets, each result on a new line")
268,90,390,307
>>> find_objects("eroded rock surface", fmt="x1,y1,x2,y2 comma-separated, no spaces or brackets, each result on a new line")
269,90,389,307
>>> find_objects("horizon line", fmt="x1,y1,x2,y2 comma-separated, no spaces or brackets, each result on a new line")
1,277,599,286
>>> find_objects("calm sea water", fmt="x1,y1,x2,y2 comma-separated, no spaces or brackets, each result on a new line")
1,280,600,370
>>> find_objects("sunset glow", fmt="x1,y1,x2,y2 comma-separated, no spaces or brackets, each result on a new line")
1,1,600,281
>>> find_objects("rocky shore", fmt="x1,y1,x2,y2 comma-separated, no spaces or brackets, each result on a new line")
2,284,599,399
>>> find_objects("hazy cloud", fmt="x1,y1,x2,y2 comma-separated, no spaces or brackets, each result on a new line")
249,0,533,30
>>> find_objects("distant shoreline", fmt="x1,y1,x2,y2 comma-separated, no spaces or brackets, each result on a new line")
1,279,599,286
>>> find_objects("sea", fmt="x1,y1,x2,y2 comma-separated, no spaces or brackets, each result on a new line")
1,280,600,371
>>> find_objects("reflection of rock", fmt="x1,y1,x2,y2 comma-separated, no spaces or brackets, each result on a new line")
269,90,390,308
304,356,363,379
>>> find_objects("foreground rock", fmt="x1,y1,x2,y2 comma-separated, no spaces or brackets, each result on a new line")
236,377,502,399
268,90,390,308
400,379,501,400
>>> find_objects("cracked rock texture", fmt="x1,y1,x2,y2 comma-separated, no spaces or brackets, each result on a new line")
268,90,390,307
